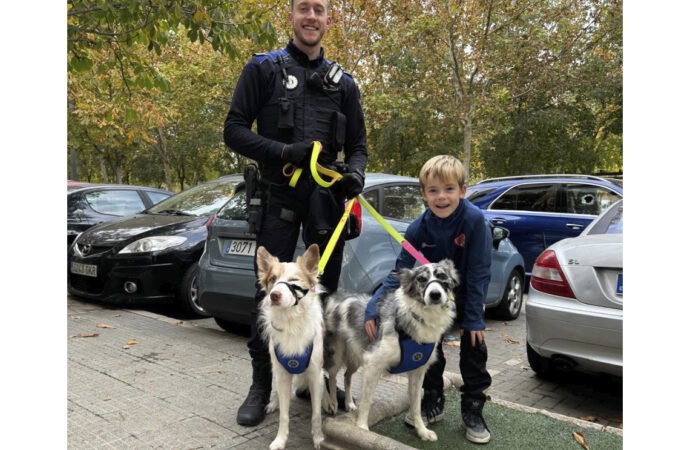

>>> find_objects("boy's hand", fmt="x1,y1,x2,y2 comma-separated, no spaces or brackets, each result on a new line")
365,319,377,341
460,329,485,347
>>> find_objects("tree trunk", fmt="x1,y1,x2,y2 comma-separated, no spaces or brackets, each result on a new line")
154,127,174,191
191,170,198,186
99,153,108,183
70,147,78,180
462,114,472,183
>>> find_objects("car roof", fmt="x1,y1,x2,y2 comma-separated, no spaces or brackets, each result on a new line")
67,183,173,194
363,172,418,187
471,174,622,190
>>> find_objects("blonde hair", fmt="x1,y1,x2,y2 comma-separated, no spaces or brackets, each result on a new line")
419,155,465,190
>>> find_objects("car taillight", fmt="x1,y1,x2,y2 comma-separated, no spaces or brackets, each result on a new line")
530,250,575,298
205,214,215,241
351,199,362,231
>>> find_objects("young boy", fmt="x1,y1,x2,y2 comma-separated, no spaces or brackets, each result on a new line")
364,155,493,444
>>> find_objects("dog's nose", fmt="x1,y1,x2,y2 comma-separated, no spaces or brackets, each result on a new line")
270,291,282,304
429,290,442,303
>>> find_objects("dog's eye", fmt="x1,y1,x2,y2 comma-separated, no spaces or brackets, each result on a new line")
267,275,276,284
417,276,428,284
436,272,447,280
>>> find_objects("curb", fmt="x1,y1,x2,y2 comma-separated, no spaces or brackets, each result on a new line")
322,371,622,448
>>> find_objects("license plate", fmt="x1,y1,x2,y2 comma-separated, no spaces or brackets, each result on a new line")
616,273,623,295
224,239,256,256
71,262,97,278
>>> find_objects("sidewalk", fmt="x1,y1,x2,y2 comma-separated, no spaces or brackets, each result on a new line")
68,296,622,449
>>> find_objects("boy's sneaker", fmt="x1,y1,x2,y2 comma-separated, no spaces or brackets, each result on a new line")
461,400,491,444
404,389,445,427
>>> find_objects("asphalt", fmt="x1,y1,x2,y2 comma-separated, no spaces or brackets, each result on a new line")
67,295,622,449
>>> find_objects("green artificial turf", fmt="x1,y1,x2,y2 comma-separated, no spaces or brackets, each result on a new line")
371,388,622,449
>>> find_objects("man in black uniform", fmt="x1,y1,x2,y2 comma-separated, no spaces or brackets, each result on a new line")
223,0,368,427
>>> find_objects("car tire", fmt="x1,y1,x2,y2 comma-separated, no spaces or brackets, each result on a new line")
527,342,555,379
177,262,209,317
214,318,237,333
494,269,523,320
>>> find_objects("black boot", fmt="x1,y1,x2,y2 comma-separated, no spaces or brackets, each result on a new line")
296,375,350,410
236,360,272,426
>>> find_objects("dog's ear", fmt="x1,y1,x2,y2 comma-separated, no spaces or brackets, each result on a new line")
393,268,414,285
256,246,278,284
297,243,320,277
439,259,460,288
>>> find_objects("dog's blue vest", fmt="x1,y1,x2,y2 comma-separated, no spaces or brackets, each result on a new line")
275,342,313,375
388,331,435,374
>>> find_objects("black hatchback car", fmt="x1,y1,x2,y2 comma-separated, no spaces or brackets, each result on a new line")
68,175,242,315
68,183,172,246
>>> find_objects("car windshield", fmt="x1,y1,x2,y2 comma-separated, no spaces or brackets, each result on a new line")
466,186,498,204
147,178,239,216
587,200,623,235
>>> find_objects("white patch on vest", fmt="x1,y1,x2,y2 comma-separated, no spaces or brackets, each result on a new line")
284,75,298,90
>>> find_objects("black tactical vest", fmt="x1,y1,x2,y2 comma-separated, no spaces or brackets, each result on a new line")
253,48,347,184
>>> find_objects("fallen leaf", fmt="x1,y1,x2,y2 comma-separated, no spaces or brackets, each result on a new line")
70,316,81,320
126,340,139,345
97,323,114,329
104,397,111,401
572,431,590,450
486,395,492,401
501,333,509,337
122,345,131,349
521,366,530,370
445,341,460,347
506,338,520,344
579,416,597,422
503,322,509,326
77,333,99,338
160,357,169,360
604,417,623,424
485,328,494,332
618,424,623,429
175,321,183,325
68,334,75,338
114,314,121,317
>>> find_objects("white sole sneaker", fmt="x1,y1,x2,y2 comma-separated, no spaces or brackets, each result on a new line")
462,420,491,444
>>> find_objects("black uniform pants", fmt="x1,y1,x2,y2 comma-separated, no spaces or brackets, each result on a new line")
246,179,345,370
423,303,492,404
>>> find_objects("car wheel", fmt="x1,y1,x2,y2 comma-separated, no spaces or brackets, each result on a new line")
214,318,237,333
494,269,523,320
526,342,555,379
177,262,209,317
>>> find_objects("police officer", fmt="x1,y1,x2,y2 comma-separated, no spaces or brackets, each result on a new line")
224,0,367,427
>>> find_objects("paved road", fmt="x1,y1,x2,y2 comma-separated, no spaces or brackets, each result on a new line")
68,293,622,448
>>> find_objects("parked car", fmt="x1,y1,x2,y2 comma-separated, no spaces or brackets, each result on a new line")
525,199,623,378
68,182,173,246
68,175,242,315
466,174,623,275
198,173,526,331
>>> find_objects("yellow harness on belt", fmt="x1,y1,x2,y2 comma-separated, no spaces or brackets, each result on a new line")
282,141,343,188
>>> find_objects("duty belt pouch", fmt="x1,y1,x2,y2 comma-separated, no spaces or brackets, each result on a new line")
331,111,347,153
304,187,340,245
278,97,295,130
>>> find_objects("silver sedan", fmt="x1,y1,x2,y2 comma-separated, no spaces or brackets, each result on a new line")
526,199,622,377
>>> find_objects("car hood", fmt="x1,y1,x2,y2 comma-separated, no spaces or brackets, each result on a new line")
77,213,207,246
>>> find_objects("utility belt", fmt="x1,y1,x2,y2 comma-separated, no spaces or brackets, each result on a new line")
243,160,361,243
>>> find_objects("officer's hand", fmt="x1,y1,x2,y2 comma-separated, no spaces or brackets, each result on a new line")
281,141,313,166
341,170,365,199
365,319,377,341
460,329,485,347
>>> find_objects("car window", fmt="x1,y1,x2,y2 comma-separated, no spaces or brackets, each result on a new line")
382,185,426,221
148,178,239,216
565,183,621,216
466,186,498,204
491,183,559,213
146,191,171,205
85,190,146,216
587,201,623,235
216,193,247,220
362,189,379,211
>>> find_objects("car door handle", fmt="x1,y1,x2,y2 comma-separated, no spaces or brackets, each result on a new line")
490,218,506,225
566,223,583,229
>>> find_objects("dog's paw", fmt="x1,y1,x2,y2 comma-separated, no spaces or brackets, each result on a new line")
312,432,325,449
418,427,437,442
269,437,286,450
265,399,278,415
345,401,358,413
322,396,337,415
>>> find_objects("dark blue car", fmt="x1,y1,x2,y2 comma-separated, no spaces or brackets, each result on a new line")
466,175,623,275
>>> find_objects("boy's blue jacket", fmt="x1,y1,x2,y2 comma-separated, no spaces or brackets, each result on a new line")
364,199,492,331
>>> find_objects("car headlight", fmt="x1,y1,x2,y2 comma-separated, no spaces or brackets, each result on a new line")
119,236,187,254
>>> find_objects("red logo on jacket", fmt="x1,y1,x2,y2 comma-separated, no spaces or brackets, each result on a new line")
454,233,466,248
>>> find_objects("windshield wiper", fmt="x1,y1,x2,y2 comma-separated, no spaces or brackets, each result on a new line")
154,209,195,216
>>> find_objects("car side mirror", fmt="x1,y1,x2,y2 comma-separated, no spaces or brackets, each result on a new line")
492,226,509,250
